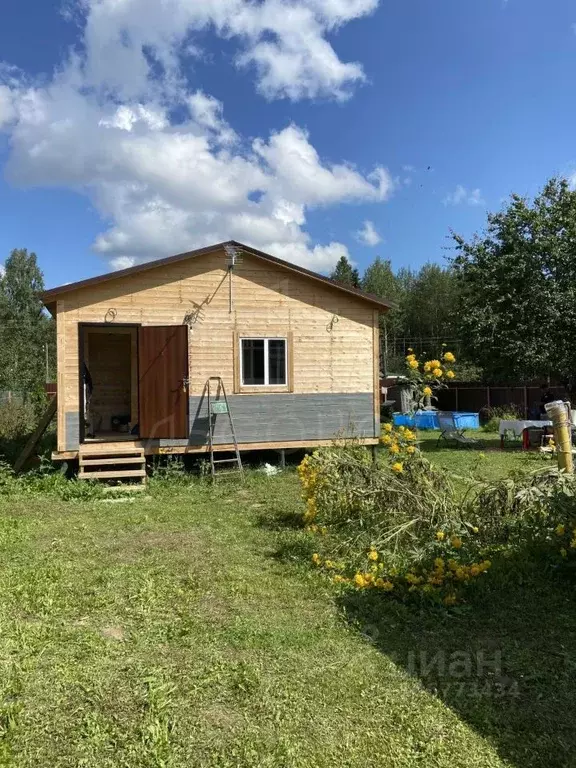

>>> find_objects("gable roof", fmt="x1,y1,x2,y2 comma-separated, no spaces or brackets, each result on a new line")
41,240,393,311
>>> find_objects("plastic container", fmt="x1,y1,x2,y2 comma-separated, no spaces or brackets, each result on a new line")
392,411,480,431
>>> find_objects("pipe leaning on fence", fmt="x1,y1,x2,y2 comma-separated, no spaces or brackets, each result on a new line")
544,400,574,474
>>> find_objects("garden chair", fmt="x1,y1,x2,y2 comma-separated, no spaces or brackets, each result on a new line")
437,411,481,449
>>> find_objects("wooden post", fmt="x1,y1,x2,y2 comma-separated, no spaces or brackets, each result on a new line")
14,397,57,474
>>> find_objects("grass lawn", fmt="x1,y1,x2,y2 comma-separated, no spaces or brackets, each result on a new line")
0,442,573,767
416,429,548,483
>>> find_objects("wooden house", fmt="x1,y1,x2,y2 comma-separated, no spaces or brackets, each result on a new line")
42,241,390,467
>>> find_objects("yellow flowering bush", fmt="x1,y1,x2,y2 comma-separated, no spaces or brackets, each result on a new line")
296,440,576,608
403,347,458,409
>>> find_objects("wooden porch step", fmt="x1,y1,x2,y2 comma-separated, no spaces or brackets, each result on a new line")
79,469,146,480
79,447,145,458
80,456,145,467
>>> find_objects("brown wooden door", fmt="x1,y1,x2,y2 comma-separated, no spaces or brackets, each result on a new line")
138,326,189,439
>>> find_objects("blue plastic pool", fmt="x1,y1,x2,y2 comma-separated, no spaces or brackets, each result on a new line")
393,411,480,430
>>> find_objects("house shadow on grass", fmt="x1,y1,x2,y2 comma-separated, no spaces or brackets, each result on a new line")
338,568,576,768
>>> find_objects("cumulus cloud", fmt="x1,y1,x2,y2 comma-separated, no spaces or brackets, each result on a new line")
356,220,381,246
0,85,15,129
443,185,485,207
0,0,389,273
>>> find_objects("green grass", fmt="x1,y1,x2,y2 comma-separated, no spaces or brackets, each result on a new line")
0,451,573,767
417,429,549,484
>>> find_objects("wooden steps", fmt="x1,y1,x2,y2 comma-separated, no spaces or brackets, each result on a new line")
79,447,147,489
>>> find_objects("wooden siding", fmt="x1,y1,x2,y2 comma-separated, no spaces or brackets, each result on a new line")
56,249,377,451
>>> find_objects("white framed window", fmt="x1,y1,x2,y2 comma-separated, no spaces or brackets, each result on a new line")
240,337,287,387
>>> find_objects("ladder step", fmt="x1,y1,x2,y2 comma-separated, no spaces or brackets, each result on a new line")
80,457,145,467
213,458,241,464
79,469,146,480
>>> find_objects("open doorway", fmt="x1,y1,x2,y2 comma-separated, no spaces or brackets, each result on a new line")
80,325,139,442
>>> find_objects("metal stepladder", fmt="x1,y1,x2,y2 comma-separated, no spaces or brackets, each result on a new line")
205,377,243,478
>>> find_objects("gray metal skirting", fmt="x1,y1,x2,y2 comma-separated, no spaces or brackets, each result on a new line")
188,392,375,446
63,392,376,450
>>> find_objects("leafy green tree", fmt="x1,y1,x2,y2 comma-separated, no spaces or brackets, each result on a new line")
401,263,459,342
0,249,54,394
362,256,402,372
452,178,576,382
330,255,360,288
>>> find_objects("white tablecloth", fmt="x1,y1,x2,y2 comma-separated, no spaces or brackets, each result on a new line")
499,419,552,437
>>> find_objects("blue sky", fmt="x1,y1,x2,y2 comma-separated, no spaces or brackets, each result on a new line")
1,0,576,290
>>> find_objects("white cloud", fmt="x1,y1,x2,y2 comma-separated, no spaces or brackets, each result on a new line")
356,220,381,246
76,0,379,103
0,86,15,129
0,0,389,273
443,185,485,207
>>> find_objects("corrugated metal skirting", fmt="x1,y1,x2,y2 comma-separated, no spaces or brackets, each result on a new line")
63,392,376,450
188,392,375,446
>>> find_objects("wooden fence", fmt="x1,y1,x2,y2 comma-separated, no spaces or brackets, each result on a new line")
387,382,569,419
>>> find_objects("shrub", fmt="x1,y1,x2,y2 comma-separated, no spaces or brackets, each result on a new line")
295,432,576,607
481,404,523,433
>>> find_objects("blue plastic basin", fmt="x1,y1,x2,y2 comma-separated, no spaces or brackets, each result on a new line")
392,411,480,430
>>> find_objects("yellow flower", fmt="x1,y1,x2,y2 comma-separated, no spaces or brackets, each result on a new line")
443,594,457,606
555,524,566,536
405,573,422,585
422,386,433,397
472,526,479,534
324,560,335,569
408,359,419,370
383,423,393,433
406,445,416,455
403,429,416,441
354,573,366,588
434,557,445,569
406,354,416,362
380,434,392,446
368,549,379,561
443,352,456,363
470,565,480,577
446,370,455,379
392,462,404,473
423,362,432,373
381,580,394,591
389,443,400,454
312,553,321,565
435,531,445,541
429,359,441,369
450,536,463,549
433,368,443,378
333,574,346,583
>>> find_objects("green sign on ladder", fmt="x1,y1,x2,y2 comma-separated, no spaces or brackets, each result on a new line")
211,401,229,414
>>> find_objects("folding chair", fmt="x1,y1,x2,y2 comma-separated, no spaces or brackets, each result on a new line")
437,411,481,448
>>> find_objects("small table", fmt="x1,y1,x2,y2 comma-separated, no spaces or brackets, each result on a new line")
499,419,552,450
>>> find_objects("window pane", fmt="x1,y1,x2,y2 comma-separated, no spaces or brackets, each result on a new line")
268,340,286,385
242,339,265,385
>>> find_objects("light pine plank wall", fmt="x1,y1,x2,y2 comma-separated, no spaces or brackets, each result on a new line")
56,249,378,451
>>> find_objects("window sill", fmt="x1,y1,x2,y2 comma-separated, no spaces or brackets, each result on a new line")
237,385,291,395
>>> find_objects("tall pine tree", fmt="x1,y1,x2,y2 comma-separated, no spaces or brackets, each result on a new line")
0,249,54,394
330,255,360,288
